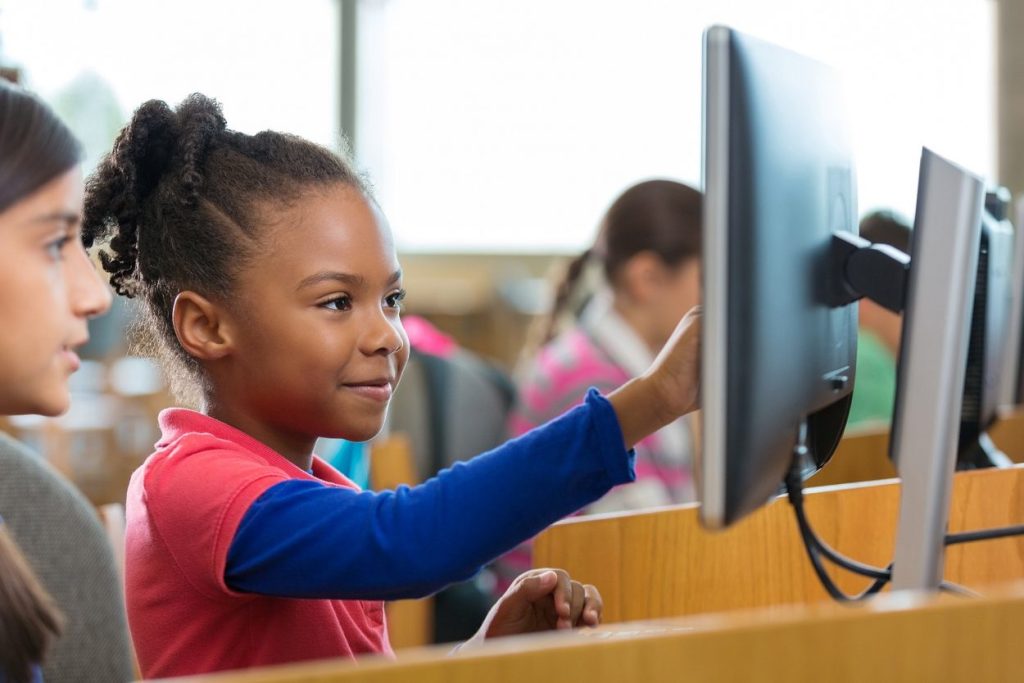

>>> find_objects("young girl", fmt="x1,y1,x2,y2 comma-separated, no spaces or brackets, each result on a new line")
514,179,702,508
82,94,701,678
0,81,113,682
496,180,702,591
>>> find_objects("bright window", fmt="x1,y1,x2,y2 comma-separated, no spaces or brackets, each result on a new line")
0,0,340,173
356,0,994,252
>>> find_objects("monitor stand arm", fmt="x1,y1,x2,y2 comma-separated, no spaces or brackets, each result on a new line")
827,231,910,313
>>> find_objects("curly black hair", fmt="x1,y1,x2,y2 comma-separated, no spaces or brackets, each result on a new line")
82,93,365,404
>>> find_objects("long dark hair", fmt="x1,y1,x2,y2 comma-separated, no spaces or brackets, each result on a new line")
0,80,82,213
0,527,62,683
82,93,365,405
0,80,70,682
542,179,702,344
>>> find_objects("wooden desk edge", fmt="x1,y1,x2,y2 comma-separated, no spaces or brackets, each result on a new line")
152,580,1024,683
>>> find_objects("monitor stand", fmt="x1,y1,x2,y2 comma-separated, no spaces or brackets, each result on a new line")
889,149,985,593
958,431,1014,469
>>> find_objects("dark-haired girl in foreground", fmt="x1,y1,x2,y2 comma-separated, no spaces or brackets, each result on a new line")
0,81,112,682
84,93,702,677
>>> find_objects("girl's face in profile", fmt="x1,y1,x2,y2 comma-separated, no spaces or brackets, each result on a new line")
0,168,111,416
212,184,411,446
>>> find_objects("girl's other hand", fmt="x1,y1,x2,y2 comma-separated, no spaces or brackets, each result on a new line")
457,568,602,651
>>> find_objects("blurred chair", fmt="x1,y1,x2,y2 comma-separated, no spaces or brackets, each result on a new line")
384,346,516,644
0,431,135,682
97,502,127,582
390,347,515,480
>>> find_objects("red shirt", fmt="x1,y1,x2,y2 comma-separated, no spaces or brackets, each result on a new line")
125,409,392,677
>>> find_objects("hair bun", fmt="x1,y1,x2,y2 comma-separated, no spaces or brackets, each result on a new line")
174,93,227,203
113,94,226,206
111,99,178,205
82,94,227,297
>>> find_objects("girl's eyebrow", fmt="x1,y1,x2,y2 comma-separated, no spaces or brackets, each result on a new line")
296,269,402,291
30,211,80,228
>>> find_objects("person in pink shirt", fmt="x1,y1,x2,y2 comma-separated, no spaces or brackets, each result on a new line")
499,180,702,588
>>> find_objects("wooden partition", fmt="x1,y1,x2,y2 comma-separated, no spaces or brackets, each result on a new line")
157,582,1024,682
810,407,1024,488
533,465,1024,623
992,406,1024,461
807,424,893,486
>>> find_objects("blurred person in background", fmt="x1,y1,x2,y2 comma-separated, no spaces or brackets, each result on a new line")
0,80,117,682
498,179,702,589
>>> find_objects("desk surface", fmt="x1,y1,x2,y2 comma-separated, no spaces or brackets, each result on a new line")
156,582,1024,683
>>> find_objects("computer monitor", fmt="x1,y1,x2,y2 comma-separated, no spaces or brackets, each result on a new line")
999,196,1024,409
889,149,984,591
957,188,1015,469
699,26,859,529
698,26,987,592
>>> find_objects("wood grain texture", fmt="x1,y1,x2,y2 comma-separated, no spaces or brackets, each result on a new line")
810,407,1024,488
152,583,1024,683
534,465,1024,623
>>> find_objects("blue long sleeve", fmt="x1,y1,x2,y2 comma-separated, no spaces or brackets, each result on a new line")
225,389,635,600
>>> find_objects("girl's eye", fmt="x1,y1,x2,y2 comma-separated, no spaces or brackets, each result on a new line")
46,236,71,261
322,295,353,312
386,289,407,310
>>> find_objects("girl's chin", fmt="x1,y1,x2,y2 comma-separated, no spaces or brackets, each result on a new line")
33,394,70,418
3,396,69,418
343,428,385,443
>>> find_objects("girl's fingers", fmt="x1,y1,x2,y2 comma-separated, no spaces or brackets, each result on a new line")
580,583,603,626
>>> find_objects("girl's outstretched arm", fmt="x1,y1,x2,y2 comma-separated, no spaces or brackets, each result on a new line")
216,308,701,600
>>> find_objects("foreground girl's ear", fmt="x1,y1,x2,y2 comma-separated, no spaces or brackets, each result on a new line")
172,291,234,360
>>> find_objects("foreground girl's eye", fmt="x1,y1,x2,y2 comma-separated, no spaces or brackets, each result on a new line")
385,289,407,310
321,295,353,312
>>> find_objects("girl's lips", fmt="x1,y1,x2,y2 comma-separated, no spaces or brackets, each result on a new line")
61,348,81,372
344,383,393,402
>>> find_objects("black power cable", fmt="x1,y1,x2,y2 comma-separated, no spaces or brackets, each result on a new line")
945,524,1024,546
785,444,889,602
784,422,990,601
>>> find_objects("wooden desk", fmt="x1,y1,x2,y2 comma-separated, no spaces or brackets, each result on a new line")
150,463,1024,683
155,582,1024,682
533,465,1024,623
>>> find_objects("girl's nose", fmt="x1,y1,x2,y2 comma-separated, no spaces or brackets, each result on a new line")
69,243,113,319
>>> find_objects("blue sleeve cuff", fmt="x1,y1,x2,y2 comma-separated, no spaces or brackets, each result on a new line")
584,387,636,487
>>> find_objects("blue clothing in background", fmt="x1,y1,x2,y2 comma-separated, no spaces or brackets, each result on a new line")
319,439,370,490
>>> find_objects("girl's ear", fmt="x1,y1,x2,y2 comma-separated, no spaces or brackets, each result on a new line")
172,291,234,360
619,250,665,304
